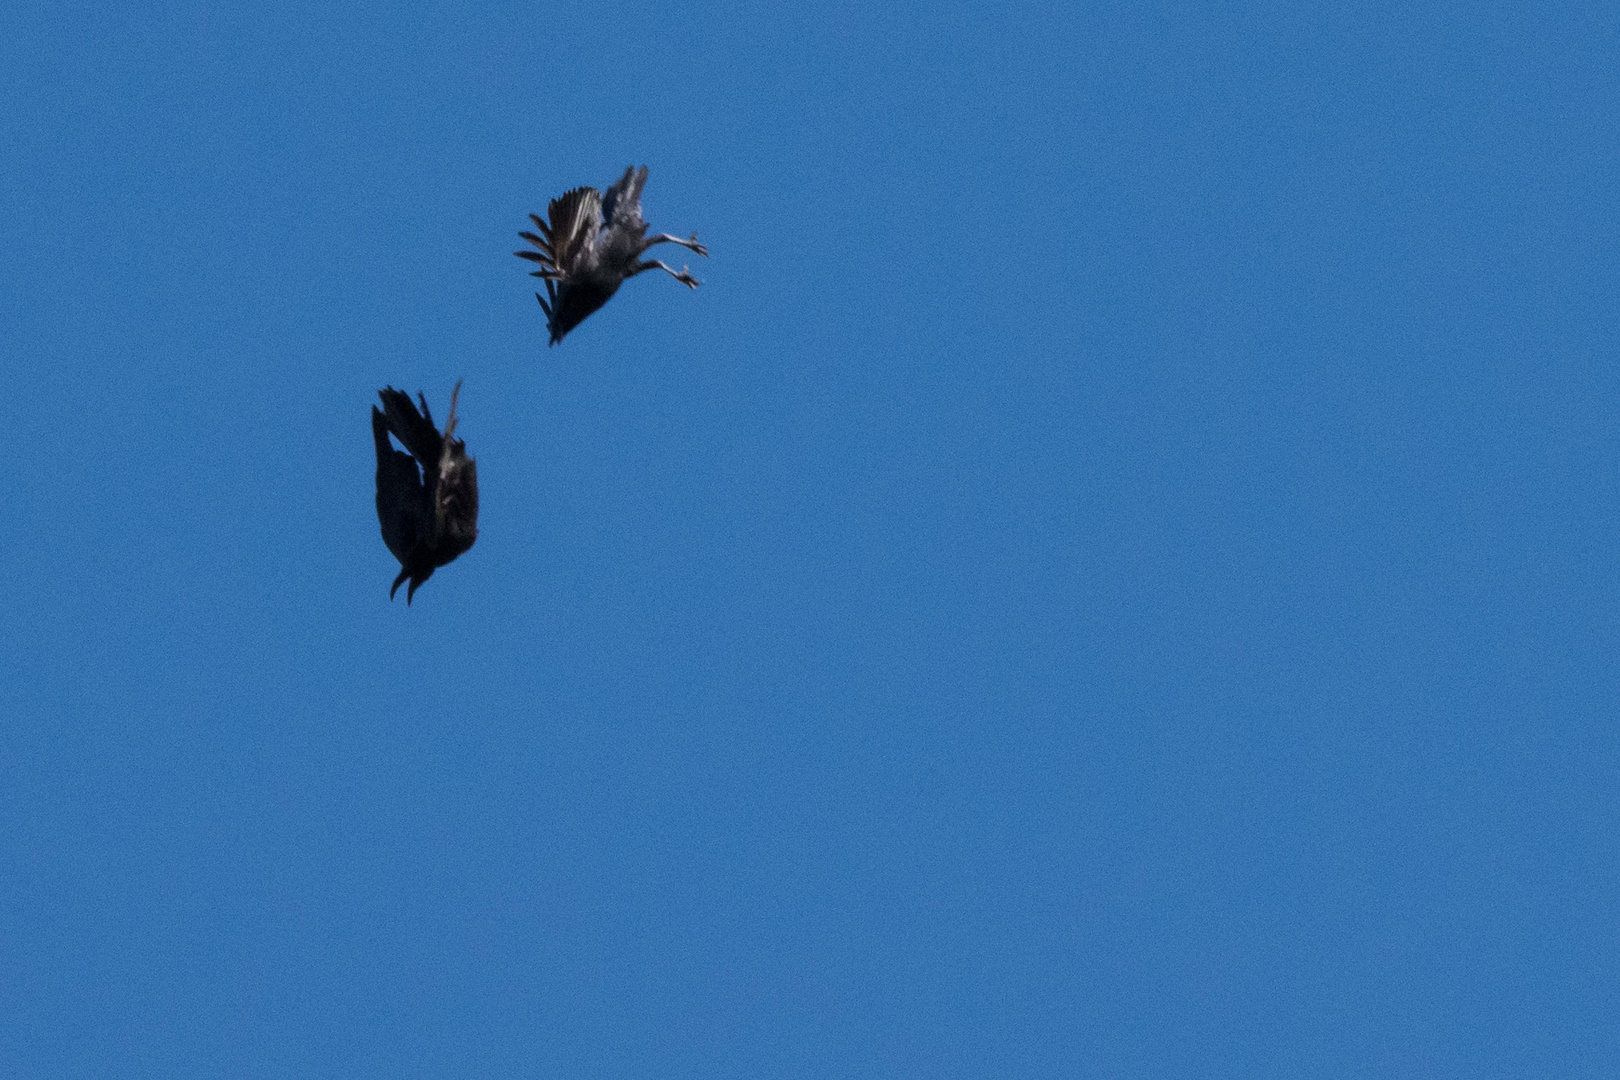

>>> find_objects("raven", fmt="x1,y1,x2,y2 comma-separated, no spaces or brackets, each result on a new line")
372,381,479,603
516,165,709,345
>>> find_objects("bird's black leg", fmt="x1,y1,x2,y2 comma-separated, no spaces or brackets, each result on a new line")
631,259,701,288
641,233,709,258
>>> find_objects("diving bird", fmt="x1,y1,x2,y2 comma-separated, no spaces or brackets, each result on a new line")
515,165,709,345
372,381,479,603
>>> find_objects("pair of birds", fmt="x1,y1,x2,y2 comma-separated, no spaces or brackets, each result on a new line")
371,166,709,602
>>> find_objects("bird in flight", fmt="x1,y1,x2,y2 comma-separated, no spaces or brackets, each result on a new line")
372,381,479,603
516,165,709,345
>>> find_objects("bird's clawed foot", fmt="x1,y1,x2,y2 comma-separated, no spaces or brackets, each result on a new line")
643,232,709,259
634,258,703,287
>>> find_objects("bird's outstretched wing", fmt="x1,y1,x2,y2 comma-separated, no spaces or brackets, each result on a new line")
516,185,602,281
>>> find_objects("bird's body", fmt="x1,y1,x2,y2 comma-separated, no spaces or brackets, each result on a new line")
372,381,478,603
516,166,709,344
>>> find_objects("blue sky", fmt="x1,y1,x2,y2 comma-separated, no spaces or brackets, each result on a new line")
3,2,1618,1076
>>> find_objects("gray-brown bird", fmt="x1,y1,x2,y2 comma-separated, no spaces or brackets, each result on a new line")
372,381,479,603
515,165,709,345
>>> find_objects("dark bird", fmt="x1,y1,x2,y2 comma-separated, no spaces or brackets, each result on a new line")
515,165,709,345
372,381,479,603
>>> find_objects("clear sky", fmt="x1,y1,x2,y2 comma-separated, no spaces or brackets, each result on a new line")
3,2,1617,1077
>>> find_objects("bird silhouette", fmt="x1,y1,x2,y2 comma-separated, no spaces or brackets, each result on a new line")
372,381,479,603
516,165,709,345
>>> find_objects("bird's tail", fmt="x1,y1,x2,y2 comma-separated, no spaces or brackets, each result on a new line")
377,387,443,468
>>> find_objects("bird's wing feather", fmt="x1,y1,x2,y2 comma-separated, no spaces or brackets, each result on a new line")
377,387,442,470
545,186,602,274
601,166,647,228
373,406,426,564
